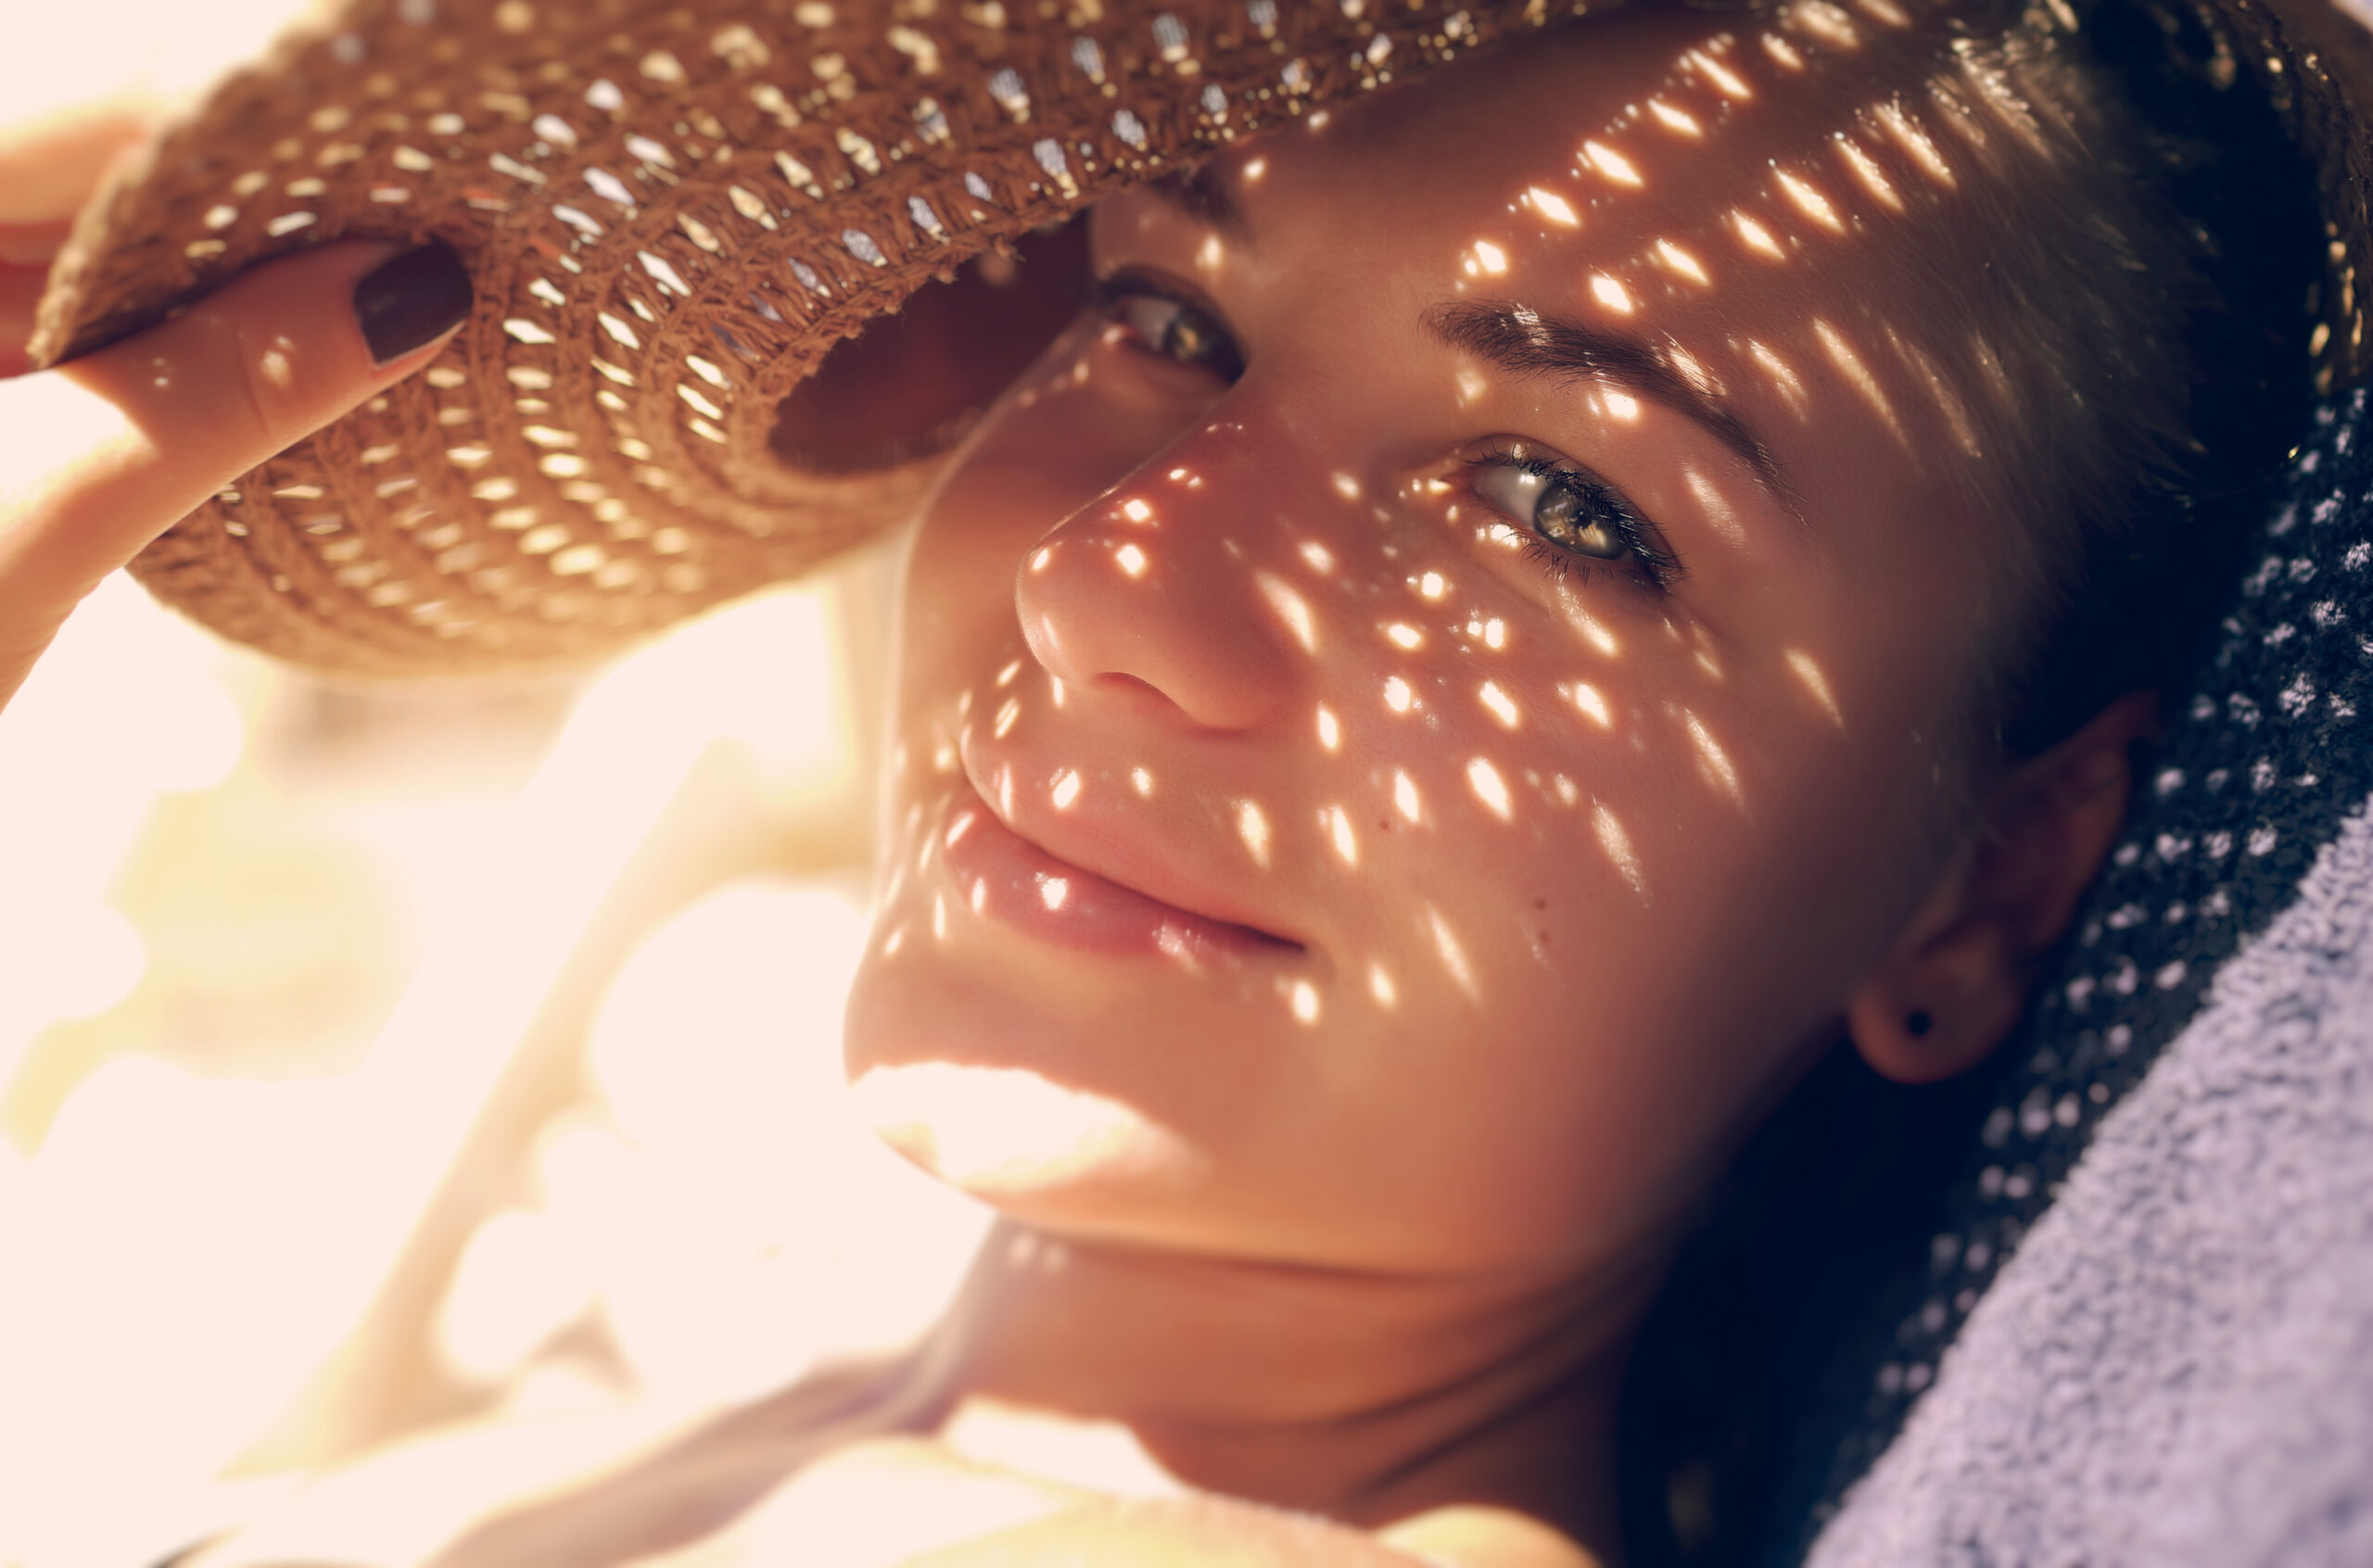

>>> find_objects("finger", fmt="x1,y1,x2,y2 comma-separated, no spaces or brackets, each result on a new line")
0,112,158,380
0,237,471,707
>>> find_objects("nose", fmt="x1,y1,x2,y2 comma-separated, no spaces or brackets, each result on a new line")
1012,420,1313,732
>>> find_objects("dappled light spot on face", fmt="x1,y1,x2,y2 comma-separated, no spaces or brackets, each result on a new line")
1786,648,1846,728
1732,210,1787,261
1130,766,1155,797
1580,140,1643,189
1681,711,1745,806
994,695,1022,739
1299,541,1337,575
1330,472,1362,501
1392,769,1423,824
1593,804,1649,900
1196,234,1225,272
1256,573,1318,653
1315,704,1342,751
1524,186,1580,227
1881,326,1986,458
1646,96,1702,137
1681,465,1748,546
1589,273,1635,315
1384,622,1425,651
1413,571,1449,602
1463,614,1509,650
1835,133,1904,212
1467,756,1513,820
1554,775,1581,807
1384,676,1415,714
1050,768,1083,810
1563,681,1614,728
1654,238,1710,286
1466,240,1510,277
1237,799,1272,867
996,658,1024,689
1686,44,1754,101
1367,962,1399,1009
1775,167,1846,234
1566,608,1619,658
933,893,949,942
1478,681,1520,728
1812,317,1908,445
1121,498,1154,524
1040,876,1071,911
1322,803,1361,866
1877,99,1956,188
1742,336,1809,417
1424,904,1481,1001
1288,979,1321,1025
1113,541,1149,579
1762,30,1808,71
1030,547,1054,574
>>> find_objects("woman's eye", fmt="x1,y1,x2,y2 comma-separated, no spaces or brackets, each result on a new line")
1110,291,1244,381
1471,461,1635,563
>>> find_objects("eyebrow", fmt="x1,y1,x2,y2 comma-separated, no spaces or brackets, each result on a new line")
1145,165,1253,241
1139,176,1796,514
1425,300,1799,515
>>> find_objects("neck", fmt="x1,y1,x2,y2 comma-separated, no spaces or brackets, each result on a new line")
919,1220,1666,1547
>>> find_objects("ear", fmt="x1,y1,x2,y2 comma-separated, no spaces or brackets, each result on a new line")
1846,691,2155,1084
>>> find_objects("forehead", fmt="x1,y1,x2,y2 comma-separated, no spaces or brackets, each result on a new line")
1113,1,2068,513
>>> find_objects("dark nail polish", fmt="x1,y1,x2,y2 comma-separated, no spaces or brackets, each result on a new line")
353,240,473,365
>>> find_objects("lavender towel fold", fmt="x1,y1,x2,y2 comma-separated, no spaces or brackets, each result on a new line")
1808,797,2373,1567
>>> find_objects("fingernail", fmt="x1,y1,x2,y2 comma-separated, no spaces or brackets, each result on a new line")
352,239,472,365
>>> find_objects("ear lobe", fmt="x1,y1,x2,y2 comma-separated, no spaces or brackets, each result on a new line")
1846,691,2155,1085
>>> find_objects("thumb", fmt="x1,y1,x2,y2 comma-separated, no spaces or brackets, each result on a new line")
0,238,470,706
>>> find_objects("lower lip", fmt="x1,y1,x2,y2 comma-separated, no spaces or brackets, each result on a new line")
935,789,1298,964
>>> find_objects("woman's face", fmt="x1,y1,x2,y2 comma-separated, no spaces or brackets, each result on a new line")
845,3,2051,1276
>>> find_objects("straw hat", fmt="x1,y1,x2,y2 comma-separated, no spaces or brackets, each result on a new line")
25,0,2373,675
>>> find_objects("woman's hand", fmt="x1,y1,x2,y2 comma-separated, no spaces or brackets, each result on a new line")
0,106,468,710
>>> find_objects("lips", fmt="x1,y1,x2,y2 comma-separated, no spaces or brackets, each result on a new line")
935,781,1301,963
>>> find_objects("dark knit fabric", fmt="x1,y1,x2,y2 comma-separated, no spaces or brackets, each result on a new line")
1616,386,2373,1565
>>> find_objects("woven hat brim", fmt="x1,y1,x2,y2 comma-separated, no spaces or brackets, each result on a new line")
28,0,1574,677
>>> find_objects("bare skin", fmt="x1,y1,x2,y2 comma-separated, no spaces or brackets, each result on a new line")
3,4,2149,1566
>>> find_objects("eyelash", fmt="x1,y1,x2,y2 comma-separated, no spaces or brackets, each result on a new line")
1466,445,1681,595
1090,272,1245,381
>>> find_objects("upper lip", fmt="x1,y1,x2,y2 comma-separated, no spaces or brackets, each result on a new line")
958,736,1306,951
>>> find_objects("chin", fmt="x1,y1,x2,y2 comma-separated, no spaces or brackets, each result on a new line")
842,942,1222,1238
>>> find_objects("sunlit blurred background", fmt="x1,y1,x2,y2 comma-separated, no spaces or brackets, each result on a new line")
0,540,989,1568
0,10,1005,1565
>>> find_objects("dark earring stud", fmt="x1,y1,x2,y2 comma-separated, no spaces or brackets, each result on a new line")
1906,1009,1934,1038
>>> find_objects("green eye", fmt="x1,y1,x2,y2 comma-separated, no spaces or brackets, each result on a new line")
1473,462,1631,561
1115,294,1244,380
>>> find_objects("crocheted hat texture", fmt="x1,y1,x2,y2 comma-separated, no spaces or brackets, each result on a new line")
26,0,1584,673
25,0,2373,676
